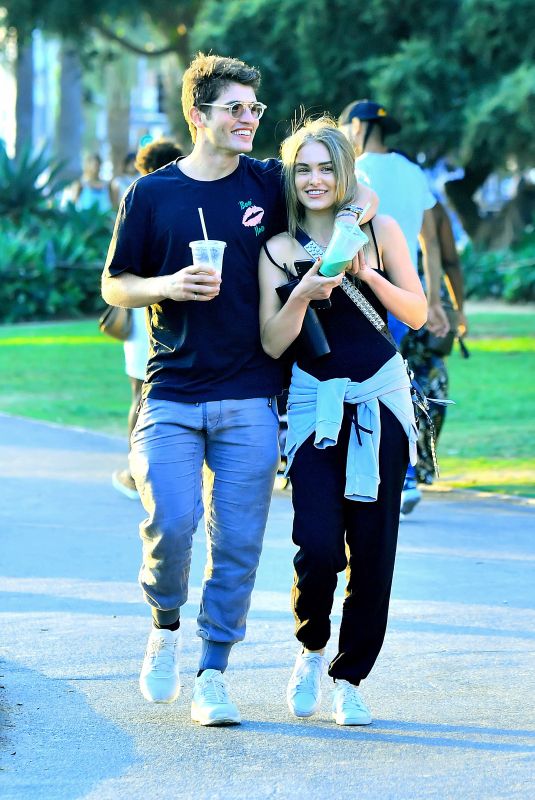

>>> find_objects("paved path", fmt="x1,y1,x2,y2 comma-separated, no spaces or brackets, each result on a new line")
1,413,534,799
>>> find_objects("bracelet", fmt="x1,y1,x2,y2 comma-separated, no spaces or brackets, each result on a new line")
341,204,364,216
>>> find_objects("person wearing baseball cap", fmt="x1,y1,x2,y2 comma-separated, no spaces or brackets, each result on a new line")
339,99,450,517
339,100,402,138
338,100,447,333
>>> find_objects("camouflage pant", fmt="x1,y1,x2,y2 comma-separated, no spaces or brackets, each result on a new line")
401,328,449,484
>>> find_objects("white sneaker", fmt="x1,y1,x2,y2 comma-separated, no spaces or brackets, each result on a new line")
191,669,241,726
139,628,181,703
286,651,326,718
332,680,372,725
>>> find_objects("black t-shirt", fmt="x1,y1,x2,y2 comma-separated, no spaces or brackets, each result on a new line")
104,156,287,402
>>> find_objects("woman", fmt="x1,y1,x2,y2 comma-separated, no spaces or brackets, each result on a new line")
72,154,112,212
258,118,426,725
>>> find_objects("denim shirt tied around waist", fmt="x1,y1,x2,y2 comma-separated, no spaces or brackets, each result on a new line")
284,353,418,503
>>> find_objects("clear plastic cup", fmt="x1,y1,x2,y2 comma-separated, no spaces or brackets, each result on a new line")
319,222,368,277
189,240,226,274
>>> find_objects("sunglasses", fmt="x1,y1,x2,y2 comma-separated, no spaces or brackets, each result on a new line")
199,101,267,119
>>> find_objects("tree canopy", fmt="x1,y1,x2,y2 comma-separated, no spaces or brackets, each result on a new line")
4,0,535,238
2,1,202,61
7,0,534,175
192,0,535,235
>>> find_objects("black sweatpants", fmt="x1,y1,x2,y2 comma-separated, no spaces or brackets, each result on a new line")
289,403,408,686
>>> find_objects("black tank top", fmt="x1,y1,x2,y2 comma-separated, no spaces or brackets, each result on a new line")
299,277,396,383
265,221,397,383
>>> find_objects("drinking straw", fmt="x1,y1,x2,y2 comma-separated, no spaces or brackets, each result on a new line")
197,207,214,270
356,202,371,226
198,207,209,241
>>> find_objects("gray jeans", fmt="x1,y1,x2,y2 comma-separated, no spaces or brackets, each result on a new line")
130,397,279,644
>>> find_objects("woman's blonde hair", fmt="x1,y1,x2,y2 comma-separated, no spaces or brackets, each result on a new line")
280,116,357,237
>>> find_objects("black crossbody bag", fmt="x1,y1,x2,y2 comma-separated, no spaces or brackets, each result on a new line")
263,243,331,362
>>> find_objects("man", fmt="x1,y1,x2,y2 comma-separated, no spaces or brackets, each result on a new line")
338,99,450,515
102,53,376,726
402,197,468,487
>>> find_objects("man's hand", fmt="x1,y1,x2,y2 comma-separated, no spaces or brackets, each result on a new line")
427,302,450,337
457,310,468,337
164,265,221,302
345,247,368,278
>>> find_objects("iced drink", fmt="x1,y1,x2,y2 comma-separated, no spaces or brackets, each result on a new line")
319,222,368,277
189,240,226,273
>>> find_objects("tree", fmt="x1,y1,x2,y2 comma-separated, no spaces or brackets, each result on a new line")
1,1,205,166
192,0,535,244
5,0,535,245
2,1,203,63
14,39,34,157
56,41,83,182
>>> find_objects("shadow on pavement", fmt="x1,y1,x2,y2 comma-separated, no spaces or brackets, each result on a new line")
238,718,535,752
1,661,136,797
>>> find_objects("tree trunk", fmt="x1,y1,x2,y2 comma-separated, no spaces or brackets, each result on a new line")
105,53,133,177
161,54,189,148
15,37,34,158
444,164,492,239
446,163,534,250
472,182,535,250
56,41,83,184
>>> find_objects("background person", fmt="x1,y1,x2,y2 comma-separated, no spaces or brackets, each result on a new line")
110,152,138,209
402,197,468,486
338,99,449,515
258,118,426,725
112,139,184,500
71,153,113,212
431,198,468,338
110,150,142,500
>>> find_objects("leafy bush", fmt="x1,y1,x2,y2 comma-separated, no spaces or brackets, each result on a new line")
0,144,116,322
0,208,113,323
0,142,68,222
461,225,535,302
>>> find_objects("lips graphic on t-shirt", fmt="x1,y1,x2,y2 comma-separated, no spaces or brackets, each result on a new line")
242,206,264,227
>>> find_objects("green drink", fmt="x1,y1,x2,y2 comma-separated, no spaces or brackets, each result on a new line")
320,260,351,277
319,221,368,277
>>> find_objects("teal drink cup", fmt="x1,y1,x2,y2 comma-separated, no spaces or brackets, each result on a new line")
319,222,369,277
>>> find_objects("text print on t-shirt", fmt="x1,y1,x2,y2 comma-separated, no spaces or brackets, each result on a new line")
240,199,265,236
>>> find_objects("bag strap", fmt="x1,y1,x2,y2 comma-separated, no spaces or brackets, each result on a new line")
262,242,292,281
295,225,397,347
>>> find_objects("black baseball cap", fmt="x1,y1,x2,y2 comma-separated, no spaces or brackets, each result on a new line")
338,99,402,134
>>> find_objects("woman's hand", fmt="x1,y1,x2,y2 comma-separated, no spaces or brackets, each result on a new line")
292,258,342,302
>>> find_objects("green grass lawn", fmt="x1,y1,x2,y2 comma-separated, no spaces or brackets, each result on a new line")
435,303,534,496
0,303,534,496
0,320,129,436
